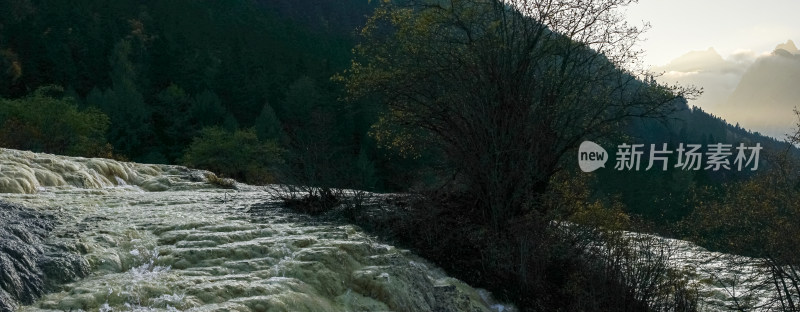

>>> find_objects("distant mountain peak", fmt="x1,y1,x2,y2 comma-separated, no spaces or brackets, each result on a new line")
774,39,798,55
654,47,725,73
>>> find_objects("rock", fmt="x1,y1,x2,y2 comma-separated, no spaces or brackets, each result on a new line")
0,201,89,309
38,252,90,286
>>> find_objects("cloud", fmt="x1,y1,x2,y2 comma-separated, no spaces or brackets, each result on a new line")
651,47,752,110
722,45,800,138
651,41,800,139
728,50,758,64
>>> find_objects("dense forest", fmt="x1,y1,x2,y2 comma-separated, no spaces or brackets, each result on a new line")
2,0,799,311
0,0,387,188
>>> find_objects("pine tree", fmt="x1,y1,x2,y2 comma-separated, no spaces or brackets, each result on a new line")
254,102,285,143
101,39,153,159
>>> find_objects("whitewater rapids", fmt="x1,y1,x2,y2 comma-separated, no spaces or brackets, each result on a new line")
0,148,510,311
1,147,786,311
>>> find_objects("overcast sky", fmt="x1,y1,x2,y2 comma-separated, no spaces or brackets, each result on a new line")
625,0,800,67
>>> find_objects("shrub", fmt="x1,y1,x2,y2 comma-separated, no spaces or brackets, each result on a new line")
278,186,341,215
181,127,283,184
684,149,800,310
0,86,110,156
334,171,699,311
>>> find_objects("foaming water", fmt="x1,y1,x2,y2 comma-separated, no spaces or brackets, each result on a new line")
7,190,501,311
0,148,785,311
0,148,212,194
0,149,508,311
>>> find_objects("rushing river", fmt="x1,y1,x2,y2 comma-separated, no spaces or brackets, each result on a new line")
0,148,511,311
0,148,788,311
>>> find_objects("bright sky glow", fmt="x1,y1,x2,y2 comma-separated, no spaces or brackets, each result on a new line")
625,0,800,66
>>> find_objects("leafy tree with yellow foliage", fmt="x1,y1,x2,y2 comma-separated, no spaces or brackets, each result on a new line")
685,109,800,310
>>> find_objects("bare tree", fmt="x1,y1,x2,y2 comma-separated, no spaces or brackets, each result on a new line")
340,0,698,226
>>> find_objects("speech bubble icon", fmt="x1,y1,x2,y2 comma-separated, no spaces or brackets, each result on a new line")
578,141,608,173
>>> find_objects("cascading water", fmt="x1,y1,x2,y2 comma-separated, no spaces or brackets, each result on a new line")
0,148,512,311
2,148,783,311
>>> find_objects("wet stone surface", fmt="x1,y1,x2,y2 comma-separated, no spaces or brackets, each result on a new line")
0,149,508,311
2,190,499,312
0,201,89,311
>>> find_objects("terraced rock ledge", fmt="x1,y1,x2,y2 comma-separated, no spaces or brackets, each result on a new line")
0,148,510,311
